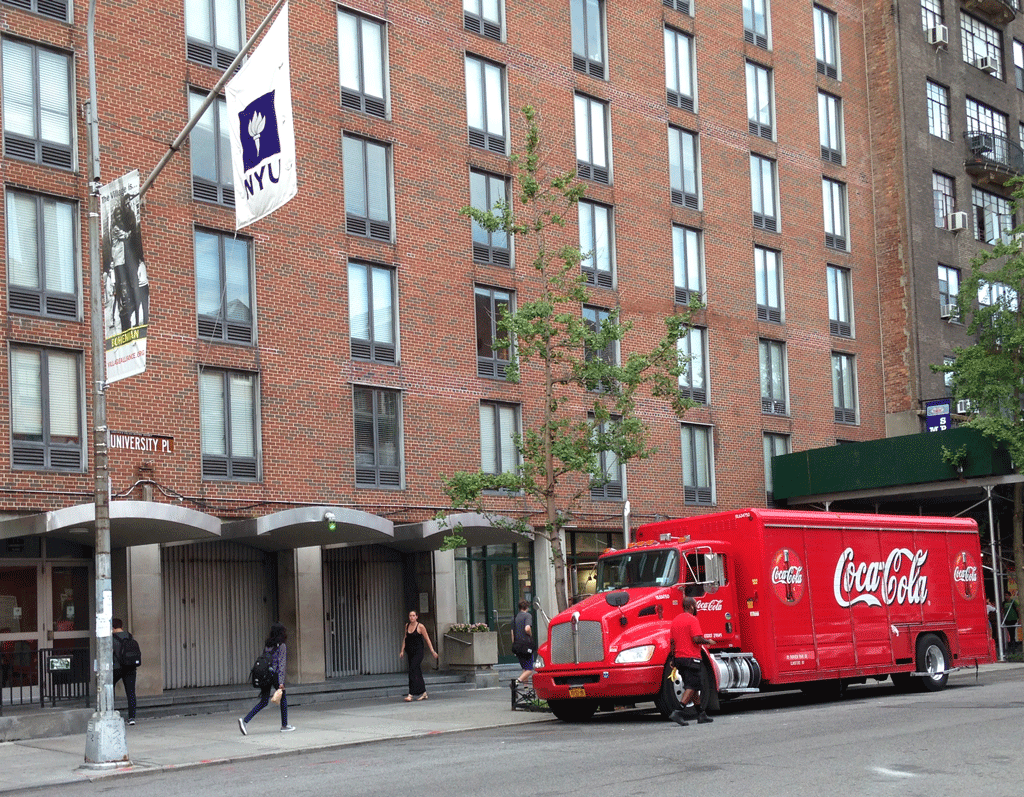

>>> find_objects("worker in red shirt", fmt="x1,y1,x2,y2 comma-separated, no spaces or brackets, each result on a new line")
669,596,716,726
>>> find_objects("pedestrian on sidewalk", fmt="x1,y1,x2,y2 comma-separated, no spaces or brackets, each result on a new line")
111,618,139,726
512,600,535,688
399,610,437,701
239,622,294,734
668,597,715,727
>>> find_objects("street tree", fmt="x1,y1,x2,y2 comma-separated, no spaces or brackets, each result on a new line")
939,187,1024,617
442,107,697,614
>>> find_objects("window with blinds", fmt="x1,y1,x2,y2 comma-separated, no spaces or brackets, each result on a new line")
475,285,512,379
189,92,235,207
343,135,392,241
470,171,511,267
673,225,703,306
480,402,520,487
5,189,77,319
2,39,73,169
354,386,402,488
195,229,253,344
590,415,623,501
199,369,259,480
185,0,242,70
681,424,714,505
11,347,83,471
574,94,610,184
349,262,396,364
338,9,388,118
579,201,614,288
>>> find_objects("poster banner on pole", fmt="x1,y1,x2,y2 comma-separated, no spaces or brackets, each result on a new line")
99,169,148,383
226,1,297,229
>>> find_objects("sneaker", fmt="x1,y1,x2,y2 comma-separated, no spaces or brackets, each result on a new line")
697,713,714,724
238,718,247,736
669,710,689,727
128,719,136,726
280,725,296,733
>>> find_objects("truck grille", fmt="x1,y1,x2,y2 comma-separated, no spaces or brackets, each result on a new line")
549,621,604,664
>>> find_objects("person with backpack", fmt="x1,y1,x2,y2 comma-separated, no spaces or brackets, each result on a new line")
111,618,140,726
239,622,294,734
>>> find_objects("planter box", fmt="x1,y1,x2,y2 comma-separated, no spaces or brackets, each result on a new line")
444,631,498,667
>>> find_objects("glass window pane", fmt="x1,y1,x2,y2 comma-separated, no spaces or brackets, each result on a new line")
343,137,367,216
190,93,218,182
47,352,78,440
214,0,241,51
484,63,503,136
229,373,255,457
43,198,75,294
372,266,394,344
349,263,370,340
366,142,389,222
361,20,384,99
200,372,226,456
2,41,35,138
6,192,39,289
223,237,251,322
194,231,222,317
185,0,212,42
11,349,43,437
37,50,70,146
338,12,360,91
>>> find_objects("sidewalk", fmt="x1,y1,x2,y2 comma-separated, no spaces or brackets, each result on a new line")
0,684,552,793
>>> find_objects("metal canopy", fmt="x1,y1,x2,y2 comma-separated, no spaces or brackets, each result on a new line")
222,506,394,551
391,512,528,552
0,501,223,548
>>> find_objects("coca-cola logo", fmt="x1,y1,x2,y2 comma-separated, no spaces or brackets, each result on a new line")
696,598,724,612
771,548,805,605
833,547,929,608
953,551,978,600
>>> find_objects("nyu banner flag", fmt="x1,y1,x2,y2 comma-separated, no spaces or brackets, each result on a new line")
226,2,297,229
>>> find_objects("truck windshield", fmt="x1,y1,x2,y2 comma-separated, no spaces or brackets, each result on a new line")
595,549,679,590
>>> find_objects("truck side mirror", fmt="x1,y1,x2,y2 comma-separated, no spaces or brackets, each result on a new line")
605,591,629,608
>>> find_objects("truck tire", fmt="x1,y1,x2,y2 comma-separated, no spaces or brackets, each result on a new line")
916,634,950,692
700,660,720,712
653,661,684,718
548,698,598,723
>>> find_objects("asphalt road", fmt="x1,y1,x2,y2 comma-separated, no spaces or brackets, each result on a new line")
53,669,1022,797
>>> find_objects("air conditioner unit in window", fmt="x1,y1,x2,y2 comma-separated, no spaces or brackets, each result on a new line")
946,211,968,232
926,25,948,47
940,303,958,320
975,55,998,74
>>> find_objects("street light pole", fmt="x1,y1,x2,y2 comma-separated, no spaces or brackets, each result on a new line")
82,0,129,768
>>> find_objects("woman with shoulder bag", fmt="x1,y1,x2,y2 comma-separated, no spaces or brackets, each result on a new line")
238,622,295,735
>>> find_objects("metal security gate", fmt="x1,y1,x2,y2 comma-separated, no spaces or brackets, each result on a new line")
162,541,276,689
324,545,404,677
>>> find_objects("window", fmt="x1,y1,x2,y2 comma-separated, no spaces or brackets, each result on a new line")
2,0,69,20
583,305,617,392
746,62,773,140
750,154,778,232
755,246,782,323
673,225,703,305
480,402,520,476
348,262,396,363
185,0,241,69
199,368,258,480
920,0,943,31
763,432,790,506
943,356,955,397
338,9,387,118
1015,40,1024,91
966,98,1008,138
813,5,839,79
832,352,857,424
759,338,788,415
5,189,77,319
977,279,1018,309
961,14,1002,78
664,27,695,112
818,91,843,164
743,0,770,49
189,91,234,206
470,170,510,266
827,264,852,336
932,172,955,228
938,264,960,321
579,200,613,288
195,229,253,344
681,424,714,505
574,94,610,184
590,415,623,501
465,55,506,154
464,0,502,41
343,134,392,241
353,386,402,488
668,126,699,209
926,81,950,140
476,285,513,378
2,39,73,169
10,346,82,471
972,186,1013,245
571,0,605,78
823,178,848,250
663,0,691,12
677,327,707,404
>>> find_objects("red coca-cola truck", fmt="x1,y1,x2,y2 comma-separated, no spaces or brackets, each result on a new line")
533,508,994,722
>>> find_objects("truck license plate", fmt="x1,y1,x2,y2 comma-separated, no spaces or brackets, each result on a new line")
568,687,586,698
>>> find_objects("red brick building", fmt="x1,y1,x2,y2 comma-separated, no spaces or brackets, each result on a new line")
1,0,900,695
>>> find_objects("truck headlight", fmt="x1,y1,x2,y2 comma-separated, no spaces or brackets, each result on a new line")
614,645,655,664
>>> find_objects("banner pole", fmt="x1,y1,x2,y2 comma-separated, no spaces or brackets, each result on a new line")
139,0,287,198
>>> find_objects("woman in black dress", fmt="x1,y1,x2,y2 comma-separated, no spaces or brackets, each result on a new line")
399,611,438,701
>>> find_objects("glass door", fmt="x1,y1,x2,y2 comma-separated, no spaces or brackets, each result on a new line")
0,565,42,700
488,559,517,661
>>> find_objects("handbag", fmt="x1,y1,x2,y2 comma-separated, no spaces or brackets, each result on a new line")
271,687,283,704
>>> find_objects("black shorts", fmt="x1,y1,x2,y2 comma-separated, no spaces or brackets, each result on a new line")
673,657,703,690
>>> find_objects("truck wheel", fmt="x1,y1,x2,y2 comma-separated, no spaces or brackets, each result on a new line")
916,634,950,692
548,698,598,722
653,662,684,718
700,661,721,712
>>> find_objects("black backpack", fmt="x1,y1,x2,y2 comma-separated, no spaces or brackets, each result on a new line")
118,633,142,669
250,647,276,689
